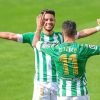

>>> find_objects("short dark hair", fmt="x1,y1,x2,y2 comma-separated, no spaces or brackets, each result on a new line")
62,20,77,36
40,9,55,17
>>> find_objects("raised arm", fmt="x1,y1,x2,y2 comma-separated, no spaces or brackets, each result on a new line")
78,19,100,39
32,14,44,47
0,32,18,41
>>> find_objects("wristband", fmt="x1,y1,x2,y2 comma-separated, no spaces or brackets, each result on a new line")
95,26,100,31
17,34,23,43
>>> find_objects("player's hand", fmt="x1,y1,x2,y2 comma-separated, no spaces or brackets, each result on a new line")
36,13,45,31
33,13,45,47
97,18,100,26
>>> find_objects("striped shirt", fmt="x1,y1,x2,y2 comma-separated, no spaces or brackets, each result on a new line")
17,31,63,82
37,42,100,96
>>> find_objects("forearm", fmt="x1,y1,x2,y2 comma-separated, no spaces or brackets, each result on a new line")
78,26,100,39
32,29,41,47
0,32,18,41
35,29,41,40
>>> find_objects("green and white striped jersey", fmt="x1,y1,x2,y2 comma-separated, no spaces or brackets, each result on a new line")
37,42,100,96
17,31,63,82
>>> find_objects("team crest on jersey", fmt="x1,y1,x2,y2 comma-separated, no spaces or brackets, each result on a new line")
42,42,59,49
89,45,97,49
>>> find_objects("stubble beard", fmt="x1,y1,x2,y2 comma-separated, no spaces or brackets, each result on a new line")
44,25,55,33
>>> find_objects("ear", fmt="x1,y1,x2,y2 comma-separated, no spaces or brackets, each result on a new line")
62,30,64,36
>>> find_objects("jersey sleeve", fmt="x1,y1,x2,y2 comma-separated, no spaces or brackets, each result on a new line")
17,32,34,45
79,44,100,57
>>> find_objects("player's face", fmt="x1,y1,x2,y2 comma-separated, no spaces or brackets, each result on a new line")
43,13,55,32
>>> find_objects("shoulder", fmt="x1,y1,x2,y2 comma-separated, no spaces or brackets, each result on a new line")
21,32,35,44
54,31,62,35
79,44,96,48
22,32,35,40
22,32,35,37
78,44,99,54
53,31,63,43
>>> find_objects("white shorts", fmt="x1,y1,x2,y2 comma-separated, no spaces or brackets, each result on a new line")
32,81,58,100
57,95,90,100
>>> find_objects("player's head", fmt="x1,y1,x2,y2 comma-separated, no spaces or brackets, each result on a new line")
62,20,77,37
40,9,55,17
40,9,56,35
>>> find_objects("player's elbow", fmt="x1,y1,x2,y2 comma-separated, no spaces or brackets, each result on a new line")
8,34,17,41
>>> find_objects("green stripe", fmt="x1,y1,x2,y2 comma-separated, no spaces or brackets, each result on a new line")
42,52,47,81
80,77,88,95
49,33,57,82
71,80,77,96
49,32,54,41
35,49,40,80
83,77,88,95
57,33,63,43
41,34,47,81
80,78,85,95
51,58,57,82
62,79,66,96
86,86,88,95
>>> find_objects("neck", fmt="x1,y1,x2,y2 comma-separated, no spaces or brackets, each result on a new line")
43,28,53,35
64,36,75,43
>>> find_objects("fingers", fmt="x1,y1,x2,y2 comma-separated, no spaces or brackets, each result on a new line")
41,12,46,24
97,18,100,25
36,14,43,31
37,13,45,23
36,14,43,23
36,13,45,28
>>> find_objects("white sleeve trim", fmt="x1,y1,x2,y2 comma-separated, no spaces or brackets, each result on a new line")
75,32,79,39
95,26,100,31
16,34,23,43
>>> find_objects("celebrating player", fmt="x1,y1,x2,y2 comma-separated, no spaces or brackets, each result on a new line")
36,20,100,100
0,8,100,100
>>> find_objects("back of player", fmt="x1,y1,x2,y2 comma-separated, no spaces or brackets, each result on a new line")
36,41,100,100
56,42,100,100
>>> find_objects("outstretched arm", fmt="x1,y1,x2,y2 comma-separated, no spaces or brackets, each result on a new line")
78,19,100,39
78,27,99,39
0,32,18,41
